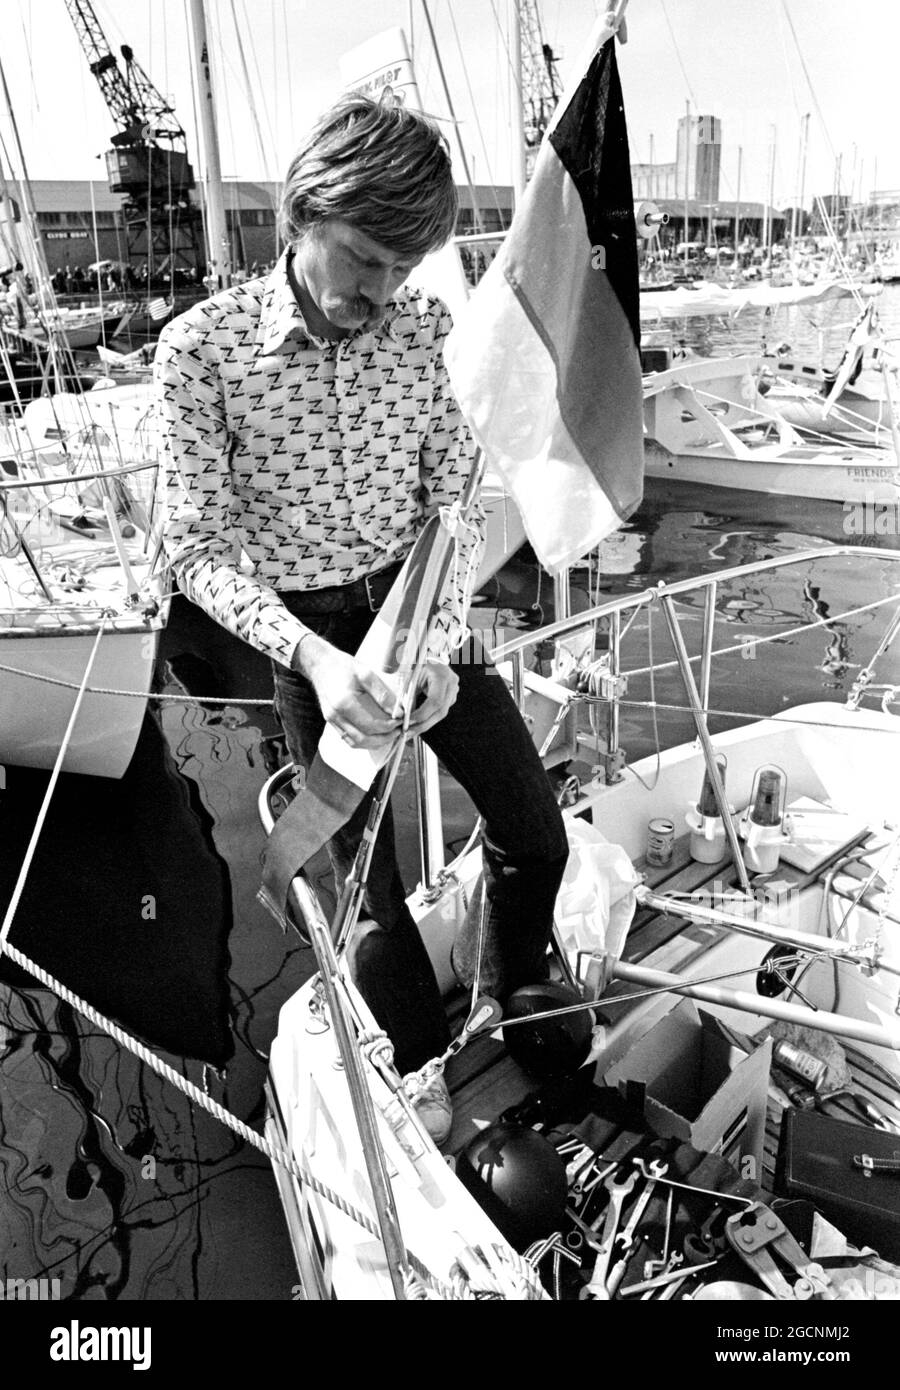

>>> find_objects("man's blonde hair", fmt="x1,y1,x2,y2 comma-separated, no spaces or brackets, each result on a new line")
279,94,458,259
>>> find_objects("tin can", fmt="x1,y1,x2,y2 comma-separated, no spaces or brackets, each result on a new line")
772,1040,828,1093
646,817,675,866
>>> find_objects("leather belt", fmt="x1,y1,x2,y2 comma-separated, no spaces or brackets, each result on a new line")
278,562,403,616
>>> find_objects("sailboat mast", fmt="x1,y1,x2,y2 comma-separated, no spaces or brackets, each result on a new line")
419,1,484,232
508,0,527,205
683,99,690,267
797,112,809,246
763,124,775,264
186,0,232,292
734,145,742,265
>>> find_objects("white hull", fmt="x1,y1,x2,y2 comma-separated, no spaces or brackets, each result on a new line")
0,616,165,777
645,438,900,502
643,355,900,502
1,386,167,777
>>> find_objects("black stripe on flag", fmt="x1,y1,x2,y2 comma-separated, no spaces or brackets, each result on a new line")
549,38,640,350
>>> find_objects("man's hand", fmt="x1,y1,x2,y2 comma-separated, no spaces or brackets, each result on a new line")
292,637,458,748
294,632,401,750
404,660,459,736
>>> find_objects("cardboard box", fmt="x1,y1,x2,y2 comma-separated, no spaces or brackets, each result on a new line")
603,1001,772,1177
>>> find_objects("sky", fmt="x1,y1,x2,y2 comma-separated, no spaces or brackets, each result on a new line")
1,0,899,211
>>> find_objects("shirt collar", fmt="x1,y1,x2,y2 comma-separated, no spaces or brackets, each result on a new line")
256,247,403,355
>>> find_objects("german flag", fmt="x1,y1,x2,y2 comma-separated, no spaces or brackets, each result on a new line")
444,12,643,572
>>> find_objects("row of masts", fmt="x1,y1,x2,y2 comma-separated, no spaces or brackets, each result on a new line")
190,0,532,292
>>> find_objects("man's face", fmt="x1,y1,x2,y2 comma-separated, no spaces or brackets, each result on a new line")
293,220,422,333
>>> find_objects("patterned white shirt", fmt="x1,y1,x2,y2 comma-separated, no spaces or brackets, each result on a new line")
154,249,483,669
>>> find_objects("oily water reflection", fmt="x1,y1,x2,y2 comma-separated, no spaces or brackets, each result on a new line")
0,286,898,1300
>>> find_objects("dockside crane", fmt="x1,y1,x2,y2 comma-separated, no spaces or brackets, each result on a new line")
518,0,562,182
65,0,203,282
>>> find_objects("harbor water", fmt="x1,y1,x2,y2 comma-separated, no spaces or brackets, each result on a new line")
1,285,898,1301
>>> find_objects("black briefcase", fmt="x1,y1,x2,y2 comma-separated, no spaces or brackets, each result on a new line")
776,1108,900,1261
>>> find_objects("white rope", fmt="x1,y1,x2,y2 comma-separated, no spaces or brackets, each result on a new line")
0,925,469,1297
0,934,399,1253
0,660,274,705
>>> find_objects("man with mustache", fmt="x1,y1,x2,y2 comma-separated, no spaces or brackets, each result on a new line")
154,94,567,1144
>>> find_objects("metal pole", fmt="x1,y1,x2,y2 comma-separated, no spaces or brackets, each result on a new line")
790,123,802,252
508,0,527,205
797,114,809,247
734,146,741,267
609,959,900,1054
634,885,877,966
413,741,446,892
186,0,232,290
553,569,570,624
683,100,690,267
765,124,775,265
659,593,752,892
605,609,622,780
289,874,410,1300
698,582,717,715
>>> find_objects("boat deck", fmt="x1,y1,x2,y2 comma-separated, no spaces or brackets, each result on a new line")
443,822,898,1173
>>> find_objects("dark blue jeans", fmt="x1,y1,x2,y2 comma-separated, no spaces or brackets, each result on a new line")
272,606,568,1075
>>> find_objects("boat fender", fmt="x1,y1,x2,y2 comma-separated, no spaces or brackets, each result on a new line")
502,982,594,1079
455,1122,568,1253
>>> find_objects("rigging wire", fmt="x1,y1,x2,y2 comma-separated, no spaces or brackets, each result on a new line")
446,0,505,225
231,0,279,193
777,0,837,162
658,0,700,110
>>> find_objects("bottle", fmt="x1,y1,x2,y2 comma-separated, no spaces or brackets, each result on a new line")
772,1039,828,1093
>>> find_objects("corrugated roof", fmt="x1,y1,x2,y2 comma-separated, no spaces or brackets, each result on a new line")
654,198,786,220
28,181,121,213
26,178,516,216
220,180,281,210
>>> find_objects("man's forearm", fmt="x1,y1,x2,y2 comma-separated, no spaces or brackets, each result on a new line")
289,628,331,678
174,551,312,670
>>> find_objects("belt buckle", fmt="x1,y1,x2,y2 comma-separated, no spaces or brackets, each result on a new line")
364,573,384,612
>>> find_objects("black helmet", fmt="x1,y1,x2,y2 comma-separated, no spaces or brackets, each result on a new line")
502,982,594,1079
455,1122,568,1251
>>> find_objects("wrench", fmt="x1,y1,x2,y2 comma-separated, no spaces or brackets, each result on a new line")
632,1157,755,1208
578,1170,638,1300
644,1187,677,1279
606,1160,668,1295
620,1256,721,1297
